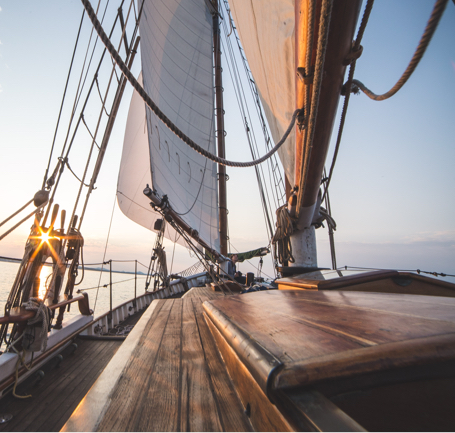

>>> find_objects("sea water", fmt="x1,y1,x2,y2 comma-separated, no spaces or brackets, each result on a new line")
0,260,149,320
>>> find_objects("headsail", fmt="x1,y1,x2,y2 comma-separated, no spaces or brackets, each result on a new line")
117,74,184,245
118,0,220,253
228,0,296,186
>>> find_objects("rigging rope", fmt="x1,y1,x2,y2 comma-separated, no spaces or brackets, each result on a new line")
296,0,333,214
352,0,449,101
221,0,287,209
321,0,374,202
80,0,301,168
218,21,274,239
42,10,86,191
93,193,117,313
42,0,119,227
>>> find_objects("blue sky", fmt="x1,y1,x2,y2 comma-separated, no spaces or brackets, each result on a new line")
0,1,454,283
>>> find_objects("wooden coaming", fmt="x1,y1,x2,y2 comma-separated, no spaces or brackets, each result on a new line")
203,289,455,430
205,313,292,432
277,269,455,297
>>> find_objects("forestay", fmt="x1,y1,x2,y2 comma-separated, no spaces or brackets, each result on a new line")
229,0,296,186
117,0,220,252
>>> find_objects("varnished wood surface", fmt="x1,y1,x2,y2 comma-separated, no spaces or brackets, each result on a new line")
277,270,455,297
0,293,91,325
204,290,455,392
205,313,292,432
79,286,252,432
0,337,122,432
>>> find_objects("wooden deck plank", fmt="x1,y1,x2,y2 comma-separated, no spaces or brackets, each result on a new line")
67,287,250,432
192,298,253,432
0,337,122,432
96,300,172,431
183,286,224,302
40,341,123,432
0,339,109,431
178,297,223,432
135,298,182,432
26,341,113,431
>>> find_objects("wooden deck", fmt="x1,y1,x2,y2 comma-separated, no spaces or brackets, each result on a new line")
63,287,252,432
0,337,122,432
62,284,455,431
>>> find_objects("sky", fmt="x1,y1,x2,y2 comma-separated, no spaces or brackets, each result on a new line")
0,0,454,284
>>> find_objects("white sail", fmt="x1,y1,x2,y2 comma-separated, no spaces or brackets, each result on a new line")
117,74,184,246
229,0,296,186
118,0,220,252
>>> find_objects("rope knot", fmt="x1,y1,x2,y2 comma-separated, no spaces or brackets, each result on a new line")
343,43,363,66
296,108,306,131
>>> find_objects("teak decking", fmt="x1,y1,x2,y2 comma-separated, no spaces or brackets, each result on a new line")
0,337,122,432
63,287,252,432
64,285,455,432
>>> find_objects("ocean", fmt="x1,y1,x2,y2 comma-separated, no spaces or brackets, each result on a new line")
0,260,149,320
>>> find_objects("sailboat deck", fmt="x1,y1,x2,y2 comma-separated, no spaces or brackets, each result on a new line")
0,337,122,432
63,286,252,432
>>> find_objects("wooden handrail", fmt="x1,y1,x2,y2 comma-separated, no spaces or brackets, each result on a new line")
0,293,91,325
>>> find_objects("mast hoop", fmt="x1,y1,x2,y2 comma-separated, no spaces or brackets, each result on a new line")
81,0,301,168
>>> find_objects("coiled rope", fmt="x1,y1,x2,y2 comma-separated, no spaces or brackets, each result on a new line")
272,206,295,265
22,298,51,353
80,0,300,168
352,0,449,101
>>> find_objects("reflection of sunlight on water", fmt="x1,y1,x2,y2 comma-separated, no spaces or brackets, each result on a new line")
38,265,53,300
1,261,146,319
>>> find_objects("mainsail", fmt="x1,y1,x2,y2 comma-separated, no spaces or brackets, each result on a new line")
117,0,220,252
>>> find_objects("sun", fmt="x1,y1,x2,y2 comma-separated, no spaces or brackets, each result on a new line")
40,231,51,243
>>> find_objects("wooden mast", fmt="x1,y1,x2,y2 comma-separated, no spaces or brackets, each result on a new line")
294,0,362,228
288,0,362,268
212,0,228,256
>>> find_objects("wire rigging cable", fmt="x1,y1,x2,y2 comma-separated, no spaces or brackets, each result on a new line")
42,1,125,227
220,0,286,211
322,0,374,202
219,9,275,241
80,0,301,169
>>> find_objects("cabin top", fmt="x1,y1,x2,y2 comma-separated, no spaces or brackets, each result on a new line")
204,289,455,394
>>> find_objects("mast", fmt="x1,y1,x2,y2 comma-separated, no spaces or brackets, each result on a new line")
212,0,228,257
290,0,362,268
294,0,362,228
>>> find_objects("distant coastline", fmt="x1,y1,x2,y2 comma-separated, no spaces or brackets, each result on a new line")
0,256,145,275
